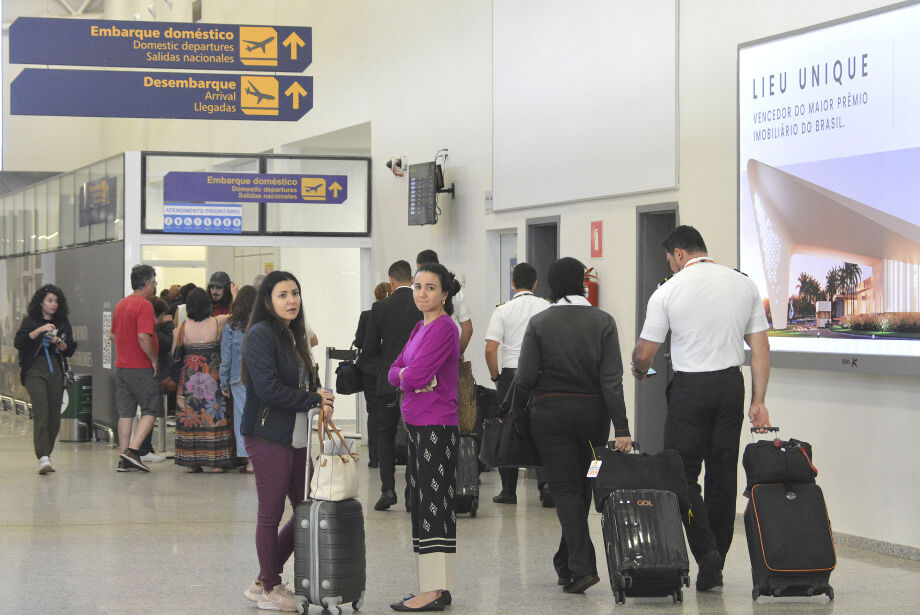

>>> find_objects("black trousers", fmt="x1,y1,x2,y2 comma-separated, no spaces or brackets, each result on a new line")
376,391,408,494
530,395,610,580
361,369,378,464
664,367,745,562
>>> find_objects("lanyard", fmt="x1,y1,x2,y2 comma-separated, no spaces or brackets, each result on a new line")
683,256,714,269
42,336,54,373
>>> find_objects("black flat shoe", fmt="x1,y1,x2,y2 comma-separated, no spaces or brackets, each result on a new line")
563,574,600,594
389,596,445,612
557,576,572,586
492,493,517,504
375,489,398,511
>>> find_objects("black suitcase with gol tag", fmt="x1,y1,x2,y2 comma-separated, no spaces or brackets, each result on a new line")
601,489,690,604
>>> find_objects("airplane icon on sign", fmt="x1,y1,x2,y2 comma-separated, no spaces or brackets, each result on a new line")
245,80,276,104
303,184,322,193
244,36,275,53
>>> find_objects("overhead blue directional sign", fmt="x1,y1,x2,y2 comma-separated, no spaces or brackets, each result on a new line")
165,172,348,204
11,69,312,121
9,18,311,72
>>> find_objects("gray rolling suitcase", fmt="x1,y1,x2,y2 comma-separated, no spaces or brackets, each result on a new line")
293,409,367,614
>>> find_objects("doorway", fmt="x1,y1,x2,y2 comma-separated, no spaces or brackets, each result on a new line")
635,205,677,454
526,216,560,300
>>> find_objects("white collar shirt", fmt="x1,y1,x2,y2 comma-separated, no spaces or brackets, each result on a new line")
484,291,549,369
639,261,769,372
551,295,592,307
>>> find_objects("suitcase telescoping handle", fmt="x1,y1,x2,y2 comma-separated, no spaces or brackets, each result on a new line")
304,407,321,499
749,426,779,441
606,440,640,454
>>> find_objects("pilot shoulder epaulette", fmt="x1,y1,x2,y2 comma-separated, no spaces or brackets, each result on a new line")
657,276,671,288
733,268,749,277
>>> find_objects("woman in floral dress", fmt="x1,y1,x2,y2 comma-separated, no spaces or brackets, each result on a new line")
173,287,233,472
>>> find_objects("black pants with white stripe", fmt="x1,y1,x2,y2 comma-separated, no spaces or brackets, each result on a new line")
665,367,745,562
407,423,459,592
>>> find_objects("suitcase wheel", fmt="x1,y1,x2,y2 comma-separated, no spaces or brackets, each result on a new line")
615,590,626,604
672,589,683,604
826,586,834,601
752,588,760,601
682,574,690,588
321,608,340,615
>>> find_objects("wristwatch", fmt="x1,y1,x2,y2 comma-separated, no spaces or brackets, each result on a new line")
490,374,500,382
630,361,647,375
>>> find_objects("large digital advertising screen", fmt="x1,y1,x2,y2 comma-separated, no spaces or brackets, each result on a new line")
738,2,920,366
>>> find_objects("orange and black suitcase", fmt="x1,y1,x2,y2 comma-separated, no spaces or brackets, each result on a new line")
744,482,835,601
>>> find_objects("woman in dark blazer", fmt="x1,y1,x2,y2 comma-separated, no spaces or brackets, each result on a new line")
239,271,334,612
353,281,390,467
14,284,77,475
513,257,632,594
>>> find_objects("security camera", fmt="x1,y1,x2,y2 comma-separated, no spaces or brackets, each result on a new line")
386,156,407,177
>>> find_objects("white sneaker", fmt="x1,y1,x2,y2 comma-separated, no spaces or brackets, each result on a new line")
244,579,264,602
140,452,166,463
38,456,54,475
257,583,301,611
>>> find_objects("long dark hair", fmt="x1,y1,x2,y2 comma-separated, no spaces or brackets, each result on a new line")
228,285,257,330
246,271,312,367
548,257,586,304
415,263,457,316
27,284,69,322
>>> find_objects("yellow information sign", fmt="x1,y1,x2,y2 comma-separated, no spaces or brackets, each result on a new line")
240,76,279,116
301,178,327,200
239,26,278,66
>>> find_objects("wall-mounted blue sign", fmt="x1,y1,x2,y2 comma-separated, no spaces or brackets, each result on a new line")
164,204,242,234
164,172,348,204
9,18,311,73
10,69,312,121
79,176,117,227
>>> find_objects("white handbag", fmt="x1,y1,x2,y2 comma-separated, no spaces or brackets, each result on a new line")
310,417,359,501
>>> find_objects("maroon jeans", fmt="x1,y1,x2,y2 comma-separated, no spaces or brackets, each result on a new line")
244,436,307,591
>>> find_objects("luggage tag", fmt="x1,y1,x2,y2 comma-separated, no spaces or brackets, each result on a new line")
586,441,602,478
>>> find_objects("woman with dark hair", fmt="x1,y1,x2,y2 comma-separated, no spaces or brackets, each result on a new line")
172,287,233,472
386,263,460,612
239,271,334,612
14,284,77,474
220,284,257,473
513,256,632,594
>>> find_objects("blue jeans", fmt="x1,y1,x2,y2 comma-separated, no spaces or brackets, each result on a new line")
230,382,248,457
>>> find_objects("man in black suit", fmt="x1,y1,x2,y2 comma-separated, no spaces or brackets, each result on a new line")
362,260,422,510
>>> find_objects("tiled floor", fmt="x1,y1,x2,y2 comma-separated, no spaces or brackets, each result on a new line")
1,410,918,615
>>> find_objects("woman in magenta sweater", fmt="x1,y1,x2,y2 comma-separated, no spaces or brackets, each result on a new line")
387,263,460,612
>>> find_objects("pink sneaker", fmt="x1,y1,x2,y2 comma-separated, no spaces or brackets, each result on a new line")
244,579,264,601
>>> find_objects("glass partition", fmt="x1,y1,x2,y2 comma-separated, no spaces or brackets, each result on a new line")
0,153,123,258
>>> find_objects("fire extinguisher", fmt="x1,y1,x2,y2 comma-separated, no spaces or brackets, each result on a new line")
584,267,599,306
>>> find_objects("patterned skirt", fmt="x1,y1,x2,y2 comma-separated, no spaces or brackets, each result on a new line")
406,423,459,592
174,342,233,468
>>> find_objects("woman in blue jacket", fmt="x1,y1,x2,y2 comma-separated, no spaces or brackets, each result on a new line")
239,271,334,612
219,284,257,472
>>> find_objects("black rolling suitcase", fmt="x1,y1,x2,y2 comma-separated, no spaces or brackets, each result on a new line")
744,482,835,601
601,489,690,604
294,409,367,614
455,433,480,517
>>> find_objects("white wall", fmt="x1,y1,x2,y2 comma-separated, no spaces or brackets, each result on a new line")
2,0,917,549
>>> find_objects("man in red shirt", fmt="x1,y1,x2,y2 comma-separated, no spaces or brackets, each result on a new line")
112,264,161,472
